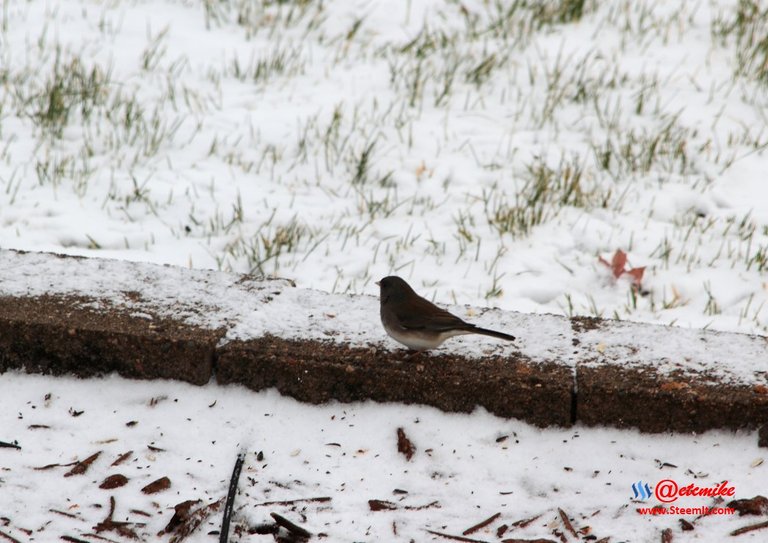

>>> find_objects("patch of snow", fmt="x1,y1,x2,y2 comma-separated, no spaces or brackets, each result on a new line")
0,372,763,542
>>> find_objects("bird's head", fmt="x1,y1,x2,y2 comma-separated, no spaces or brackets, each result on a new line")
376,276,415,304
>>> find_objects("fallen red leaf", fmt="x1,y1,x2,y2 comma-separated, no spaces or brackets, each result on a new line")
625,266,645,286
610,250,627,279
599,250,644,289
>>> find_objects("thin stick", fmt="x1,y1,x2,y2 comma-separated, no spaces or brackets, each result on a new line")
254,497,331,507
510,513,542,528
463,513,501,535
425,529,489,543
50,509,79,519
0,531,20,543
219,449,246,543
558,508,577,537
731,520,768,536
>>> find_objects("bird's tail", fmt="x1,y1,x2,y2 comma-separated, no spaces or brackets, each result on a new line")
473,326,516,342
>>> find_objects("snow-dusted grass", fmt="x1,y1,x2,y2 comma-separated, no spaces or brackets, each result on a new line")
0,372,765,542
0,0,767,335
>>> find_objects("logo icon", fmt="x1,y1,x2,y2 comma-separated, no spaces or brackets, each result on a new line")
632,481,653,500
654,479,679,503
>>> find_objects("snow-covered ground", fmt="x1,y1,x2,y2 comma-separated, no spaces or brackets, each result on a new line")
1,0,767,335
1,1,767,541
0,372,765,542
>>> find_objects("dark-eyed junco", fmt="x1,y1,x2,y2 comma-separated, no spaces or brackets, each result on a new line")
376,276,516,351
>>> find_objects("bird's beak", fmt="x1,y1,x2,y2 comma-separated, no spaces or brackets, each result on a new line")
375,281,380,286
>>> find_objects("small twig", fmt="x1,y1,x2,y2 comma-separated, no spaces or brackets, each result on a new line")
369,499,440,511
106,496,116,519
219,449,246,543
270,513,312,538
406,501,440,511
425,529,489,543
0,530,21,543
0,440,20,450
693,497,724,523
558,508,577,537
65,451,102,477
463,512,501,535
110,451,133,467
77,534,120,543
61,536,90,543
93,496,139,540
50,509,80,519
130,510,151,518
731,520,768,536
510,513,542,529
254,497,331,507
34,461,78,471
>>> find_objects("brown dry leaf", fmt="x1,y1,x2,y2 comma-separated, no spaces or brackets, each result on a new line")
161,498,223,543
397,427,416,461
161,500,201,534
369,499,397,511
142,476,171,494
99,474,129,489
727,495,768,516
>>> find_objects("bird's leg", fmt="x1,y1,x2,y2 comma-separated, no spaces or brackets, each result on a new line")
402,349,422,361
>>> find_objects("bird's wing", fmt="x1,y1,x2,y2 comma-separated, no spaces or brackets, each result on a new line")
394,296,473,332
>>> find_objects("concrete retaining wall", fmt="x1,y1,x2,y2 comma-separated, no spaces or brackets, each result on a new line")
1,249,766,432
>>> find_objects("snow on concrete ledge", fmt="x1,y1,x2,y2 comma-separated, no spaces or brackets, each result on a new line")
0,249,766,432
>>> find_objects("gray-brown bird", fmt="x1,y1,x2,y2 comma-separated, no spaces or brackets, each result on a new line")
376,276,516,350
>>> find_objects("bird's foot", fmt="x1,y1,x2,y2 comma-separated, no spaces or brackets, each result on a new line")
402,349,423,361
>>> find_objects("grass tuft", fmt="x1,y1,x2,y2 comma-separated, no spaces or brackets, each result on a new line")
32,50,110,138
